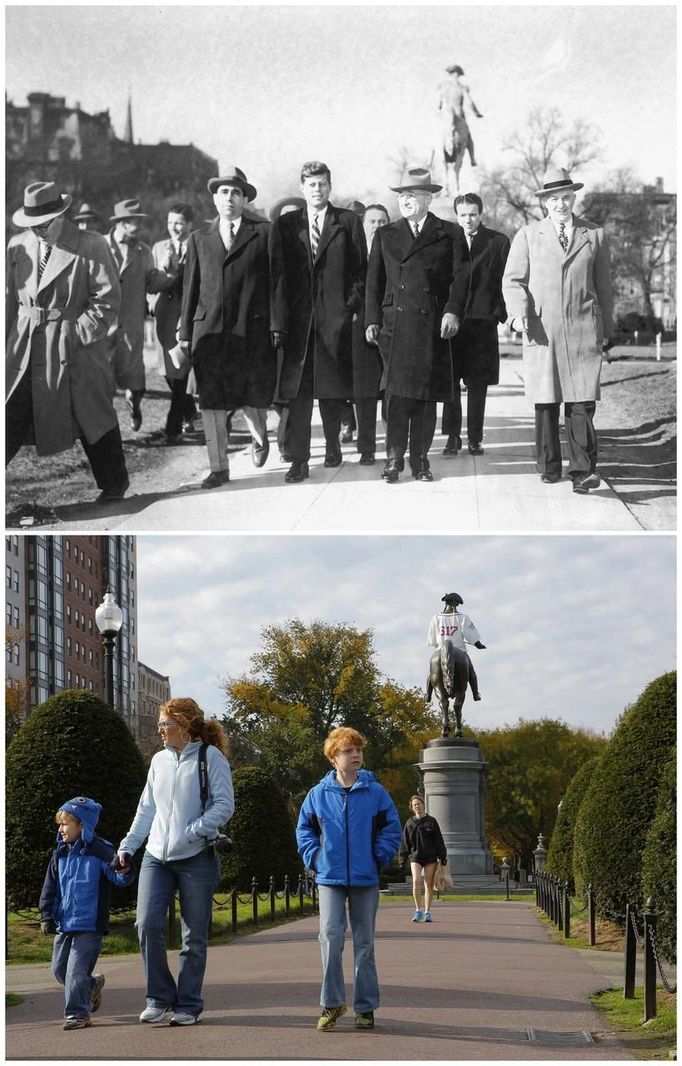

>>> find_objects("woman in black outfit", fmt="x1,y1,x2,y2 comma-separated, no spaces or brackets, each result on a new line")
398,795,447,923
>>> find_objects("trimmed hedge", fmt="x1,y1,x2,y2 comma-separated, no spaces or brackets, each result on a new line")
546,755,601,888
220,765,301,890
573,672,676,922
641,748,676,963
6,690,147,909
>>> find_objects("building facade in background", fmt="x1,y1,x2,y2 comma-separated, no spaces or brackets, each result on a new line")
138,662,171,757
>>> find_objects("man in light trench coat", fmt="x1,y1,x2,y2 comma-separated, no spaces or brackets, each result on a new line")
6,181,129,501
502,167,614,494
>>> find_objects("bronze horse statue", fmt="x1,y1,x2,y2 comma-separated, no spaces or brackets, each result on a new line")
426,639,469,738
442,112,470,195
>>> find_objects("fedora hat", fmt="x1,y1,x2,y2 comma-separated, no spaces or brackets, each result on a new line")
109,198,149,221
536,166,584,197
390,167,442,194
207,166,257,202
268,195,305,222
72,202,98,222
346,199,367,215
13,181,72,227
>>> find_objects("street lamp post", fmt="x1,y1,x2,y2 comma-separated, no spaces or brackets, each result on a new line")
95,586,123,708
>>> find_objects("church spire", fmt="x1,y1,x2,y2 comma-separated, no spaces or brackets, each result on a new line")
124,90,133,144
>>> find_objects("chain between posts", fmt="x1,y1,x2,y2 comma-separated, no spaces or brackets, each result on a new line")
629,904,645,948
649,923,677,994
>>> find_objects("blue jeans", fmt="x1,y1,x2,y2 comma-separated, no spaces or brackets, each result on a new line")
52,931,103,1018
136,849,220,1016
318,885,380,1013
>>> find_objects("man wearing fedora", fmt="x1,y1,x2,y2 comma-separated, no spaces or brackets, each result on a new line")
503,167,614,494
270,161,367,483
105,199,178,432
6,181,129,501
365,168,463,483
178,167,276,488
72,203,100,232
427,592,485,702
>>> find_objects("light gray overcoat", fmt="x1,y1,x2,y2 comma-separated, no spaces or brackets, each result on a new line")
502,215,614,403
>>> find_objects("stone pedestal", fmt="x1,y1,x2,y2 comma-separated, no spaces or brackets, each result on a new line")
418,737,493,876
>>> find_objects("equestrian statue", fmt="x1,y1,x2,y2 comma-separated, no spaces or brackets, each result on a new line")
426,591,486,738
437,64,484,195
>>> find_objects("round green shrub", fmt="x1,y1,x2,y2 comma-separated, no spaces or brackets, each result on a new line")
546,755,601,888
220,765,302,890
641,748,676,963
573,672,676,922
6,690,147,910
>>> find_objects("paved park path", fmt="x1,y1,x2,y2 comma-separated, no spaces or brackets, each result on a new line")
7,900,636,1060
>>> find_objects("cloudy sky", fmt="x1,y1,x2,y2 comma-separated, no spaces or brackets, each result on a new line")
135,533,676,738
6,4,677,210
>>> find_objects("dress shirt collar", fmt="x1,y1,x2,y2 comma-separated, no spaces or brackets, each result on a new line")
219,215,242,248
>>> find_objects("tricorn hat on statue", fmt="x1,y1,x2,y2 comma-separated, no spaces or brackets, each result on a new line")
109,198,149,221
72,202,98,222
207,166,257,202
447,64,465,75
390,168,442,194
13,181,72,227
535,166,584,197
442,592,464,606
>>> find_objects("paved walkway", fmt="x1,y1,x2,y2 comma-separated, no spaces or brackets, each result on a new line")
51,356,674,532
7,901,635,1060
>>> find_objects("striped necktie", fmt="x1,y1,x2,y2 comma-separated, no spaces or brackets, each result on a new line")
412,222,420,240
38,239,52,278
311,213,321,257
225,222,235,250
558,223,568,253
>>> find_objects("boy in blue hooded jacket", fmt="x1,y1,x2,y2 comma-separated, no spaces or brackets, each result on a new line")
39,796,135,1030
296,726,401,1032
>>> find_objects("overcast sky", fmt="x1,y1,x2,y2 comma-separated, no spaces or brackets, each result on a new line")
5,4,677,211
135,534,676,739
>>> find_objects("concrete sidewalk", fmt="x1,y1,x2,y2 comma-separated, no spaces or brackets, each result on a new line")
49,357,674,532
6,901,635,1060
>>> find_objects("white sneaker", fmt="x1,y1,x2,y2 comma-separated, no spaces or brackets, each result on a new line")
170,1010,202,1026
139,1005,173,1024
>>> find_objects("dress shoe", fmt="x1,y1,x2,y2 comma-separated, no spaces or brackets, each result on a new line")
359,452,375,465
182,419,196,434
285,461,309,483
442,435,462,456
411,459,433,482
202,470,230,489
251,435,270,468
382,459,401,483
467,441,484,455
96,477,130,503
540,473,562,484
572,471,601,494
324,449,342,467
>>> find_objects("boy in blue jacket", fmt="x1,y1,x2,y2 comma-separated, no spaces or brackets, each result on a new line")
39,796,135,1030
296,727,401,1032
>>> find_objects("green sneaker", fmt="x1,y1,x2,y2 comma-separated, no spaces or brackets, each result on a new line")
317,1004,348,1031
355,1011,375,1029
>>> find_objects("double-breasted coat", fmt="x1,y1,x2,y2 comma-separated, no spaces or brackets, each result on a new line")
450,223,510,386
150,238,186,380
104,230,175,391
502,215,614,403
178,217,275,410
270,204,366,400
6,219,121,455
365,212,465,401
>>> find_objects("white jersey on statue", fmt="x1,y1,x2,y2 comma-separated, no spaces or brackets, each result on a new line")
427,611,482,651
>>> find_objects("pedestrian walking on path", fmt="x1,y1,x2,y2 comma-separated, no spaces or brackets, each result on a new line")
117,698,234,1027
296,726,401,1032
398,795,447,923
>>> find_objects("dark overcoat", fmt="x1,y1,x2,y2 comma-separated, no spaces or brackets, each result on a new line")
150,238,186,380
179,217,275,410
365,213,465,401
270,204,366,400
351,301,383,400
450,223,511,386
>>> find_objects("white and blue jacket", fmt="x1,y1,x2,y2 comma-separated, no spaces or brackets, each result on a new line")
296,769,401,887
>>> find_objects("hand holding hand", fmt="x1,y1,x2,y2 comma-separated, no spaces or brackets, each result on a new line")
41,919,57,935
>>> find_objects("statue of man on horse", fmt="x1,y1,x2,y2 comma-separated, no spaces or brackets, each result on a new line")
426,591,487,738
437,64,484,194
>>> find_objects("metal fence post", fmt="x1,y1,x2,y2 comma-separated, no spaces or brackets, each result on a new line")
251,877,258,925
643,897,657,1021
298,873,304,912
623,902,636,999
230,886,238,934
588,883,596,947
563,882,570,940
284,874,290,917
270,875,276,923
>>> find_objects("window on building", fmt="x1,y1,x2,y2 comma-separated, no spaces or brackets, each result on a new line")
67,637,72,655
66,604,71,623
37,580,48,608
38,615,48,642
66,573,71,590
38,651,48,678
75,673,80,687
6,602,13,627
6,565,12,588
13,569,20,592
54,625,64,653
38,685,49,704
6,645,12,664
36,543,48,573
54,660,64,686
13,605,19,628
54,557,63,585
67,670,72,686
65,539,70,557
13,644,20,665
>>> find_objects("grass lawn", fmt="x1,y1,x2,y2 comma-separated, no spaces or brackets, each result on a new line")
6,994,24,1007
590,987,676,1061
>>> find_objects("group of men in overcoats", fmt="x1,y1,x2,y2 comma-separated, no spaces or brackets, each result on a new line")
6,160,614,500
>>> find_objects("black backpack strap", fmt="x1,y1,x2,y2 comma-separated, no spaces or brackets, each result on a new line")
198,742,209,813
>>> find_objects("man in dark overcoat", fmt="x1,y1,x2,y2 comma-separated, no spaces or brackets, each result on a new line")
270,161,367,483
365,169,465,483
178,167,275,488
442,192,510,456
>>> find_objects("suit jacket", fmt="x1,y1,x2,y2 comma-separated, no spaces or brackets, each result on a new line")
503,215,614,402
270,203,367,400
104,230,174,358
151,237,186,379
450,223,511,385
365,212,466,401
179,217,275,409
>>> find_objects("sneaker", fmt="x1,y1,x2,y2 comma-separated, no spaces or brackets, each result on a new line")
354,1011,375,1029
317,1004,348,1031
412,910,423,922
139,1005,173,1024
63,1015,92,1030
170,1010,202,1026
423,911,433,922
90,974,105,1013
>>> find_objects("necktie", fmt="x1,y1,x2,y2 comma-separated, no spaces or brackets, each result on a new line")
412,222,420,240
226,223,235,250
311,213,321,257
558,223,568,253
38,240,52,278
